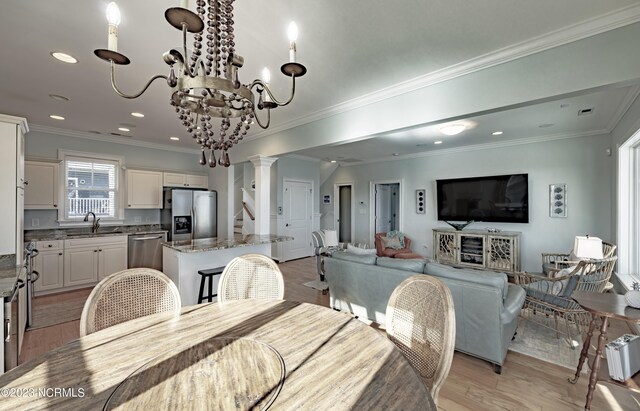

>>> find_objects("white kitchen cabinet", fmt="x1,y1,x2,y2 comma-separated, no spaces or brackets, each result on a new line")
63,235,128,289
163,172,208,188
126,169,163,209
0,114,27,260
25,161,59,209
33,241,65,293
98,243,128,280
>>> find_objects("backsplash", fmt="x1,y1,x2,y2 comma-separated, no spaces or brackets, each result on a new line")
0,254,17,269
24,209,161,229
24,224,164,242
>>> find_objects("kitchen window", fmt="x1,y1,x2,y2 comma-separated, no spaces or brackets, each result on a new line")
61,154,121,220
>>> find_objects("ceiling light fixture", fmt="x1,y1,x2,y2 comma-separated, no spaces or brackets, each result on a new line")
434,140,442,145
118,127,130,132
49,94,70,102
94,1,307,168
330,160,336,163
130,112,145,118
492,131,503,136
170,136,180,141
50,52,78,64
49,115,65,120
439,124,466,136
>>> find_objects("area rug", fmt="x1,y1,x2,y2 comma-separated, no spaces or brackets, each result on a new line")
30,295,86,330
509,316,583,371
303,280,329,291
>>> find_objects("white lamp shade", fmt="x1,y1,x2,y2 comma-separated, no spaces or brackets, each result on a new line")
322,230,339,247
573,236,603,259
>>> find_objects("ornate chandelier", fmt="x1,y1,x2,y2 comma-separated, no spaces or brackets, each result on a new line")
94,1,306,168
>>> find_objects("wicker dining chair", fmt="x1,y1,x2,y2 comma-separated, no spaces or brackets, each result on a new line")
217,254,285,302
80,268,181,337
385,274,456,405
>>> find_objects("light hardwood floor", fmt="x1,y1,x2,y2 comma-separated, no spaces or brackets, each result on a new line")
18,257,640,410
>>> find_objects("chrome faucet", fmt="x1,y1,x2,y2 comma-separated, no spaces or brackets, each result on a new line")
83,211,101,233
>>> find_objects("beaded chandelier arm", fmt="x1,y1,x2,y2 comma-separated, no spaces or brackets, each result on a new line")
108,61,169,99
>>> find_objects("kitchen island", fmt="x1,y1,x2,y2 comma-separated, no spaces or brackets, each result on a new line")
162,235,292,306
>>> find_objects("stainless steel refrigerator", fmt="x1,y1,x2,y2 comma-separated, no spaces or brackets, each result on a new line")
161,189,217,241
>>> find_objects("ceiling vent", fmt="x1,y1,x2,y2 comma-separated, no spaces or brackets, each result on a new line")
109,132,132,138
578,107,594,116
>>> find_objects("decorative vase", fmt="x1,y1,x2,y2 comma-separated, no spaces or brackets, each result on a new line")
444,221,474,231
625,282,640,309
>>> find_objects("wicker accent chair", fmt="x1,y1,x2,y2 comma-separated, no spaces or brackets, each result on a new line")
80,268,181,337
385,274,455,405
516,256,617,344
542,240,616,275
217,254,285,302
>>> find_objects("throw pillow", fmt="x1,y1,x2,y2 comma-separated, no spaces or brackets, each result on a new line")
386,230,405,248
381,235,403,249
346,243,377,255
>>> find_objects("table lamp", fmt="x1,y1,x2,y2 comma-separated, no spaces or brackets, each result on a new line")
573,235,603,259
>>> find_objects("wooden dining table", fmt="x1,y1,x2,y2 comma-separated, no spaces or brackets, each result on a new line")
0,299,435,410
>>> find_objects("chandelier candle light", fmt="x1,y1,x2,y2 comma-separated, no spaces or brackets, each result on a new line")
94,1,307,168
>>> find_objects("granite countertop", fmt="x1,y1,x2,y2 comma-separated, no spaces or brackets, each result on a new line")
163,235,293,253
0,254,23,298
25,225,168,242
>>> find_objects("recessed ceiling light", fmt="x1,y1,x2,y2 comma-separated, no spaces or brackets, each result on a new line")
440,124,466,136
492,131,503,136
50,52,78,64
49,94,70,102
170,137,180,141
131,112,145,118
118,127,130,132
392,153,399,157
49,115,65,120
434,141,443,145
330,160,336,163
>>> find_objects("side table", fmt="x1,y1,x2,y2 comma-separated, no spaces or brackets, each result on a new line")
569,291,640,410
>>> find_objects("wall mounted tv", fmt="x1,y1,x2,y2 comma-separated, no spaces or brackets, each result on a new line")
436,174,529,223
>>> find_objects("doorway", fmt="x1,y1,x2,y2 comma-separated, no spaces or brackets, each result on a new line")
334,183,354,243
283,179,313,261
371,181,402,241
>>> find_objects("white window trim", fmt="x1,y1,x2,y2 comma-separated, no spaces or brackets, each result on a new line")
56,150,125,226
617,129,640,290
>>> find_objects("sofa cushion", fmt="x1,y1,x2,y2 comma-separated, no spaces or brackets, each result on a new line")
376,257,425,273
521,286,574,308
331,251,377,265
346,244,377,255
381,235,403,249
425,262,508,300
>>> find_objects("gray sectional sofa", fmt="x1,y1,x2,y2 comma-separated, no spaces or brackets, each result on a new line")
324,251,526,373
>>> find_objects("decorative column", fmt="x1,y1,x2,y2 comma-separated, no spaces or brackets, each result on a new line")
248,155,277,235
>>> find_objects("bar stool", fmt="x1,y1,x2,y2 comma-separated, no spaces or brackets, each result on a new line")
197,267,225,303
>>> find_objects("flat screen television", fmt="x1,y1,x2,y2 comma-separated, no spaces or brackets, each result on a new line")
436,174,529,223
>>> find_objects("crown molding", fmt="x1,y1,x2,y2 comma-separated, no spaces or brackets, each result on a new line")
29,124,200,154
606,85,640,132
342,129,610,167
0,114,29,134
281,153,322,162
248,4,640,141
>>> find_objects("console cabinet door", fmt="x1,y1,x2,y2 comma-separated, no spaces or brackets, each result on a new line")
24,161,59,209
33,250,64,293
64,247,99,287
433,231,457,264
127,170,163,209
98,244,128,280
487,235,517,272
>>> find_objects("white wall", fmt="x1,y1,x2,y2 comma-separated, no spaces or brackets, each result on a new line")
321,135,613,272
24,130,206,229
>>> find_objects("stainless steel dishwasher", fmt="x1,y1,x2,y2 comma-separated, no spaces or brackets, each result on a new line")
128,232,167,271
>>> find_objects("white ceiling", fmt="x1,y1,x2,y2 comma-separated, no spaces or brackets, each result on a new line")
1,1,639,159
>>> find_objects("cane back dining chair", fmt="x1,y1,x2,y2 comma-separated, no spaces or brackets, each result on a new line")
217,254,285,302
385,274,456,405
80,268,181,337
516,256,617,344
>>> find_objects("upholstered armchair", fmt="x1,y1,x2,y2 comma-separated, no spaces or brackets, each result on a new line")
516,256,617,343
375,232,422,259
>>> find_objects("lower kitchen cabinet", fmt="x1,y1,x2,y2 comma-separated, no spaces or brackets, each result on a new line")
33,236,128,294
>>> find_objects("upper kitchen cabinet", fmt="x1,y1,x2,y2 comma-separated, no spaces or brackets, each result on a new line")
126,169,163,209
25,161,59,209
163,172,208,189
0,114,27,260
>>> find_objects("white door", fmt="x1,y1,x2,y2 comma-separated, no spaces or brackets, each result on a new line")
375,184,392,233
64,247,99,287
283,180,313,261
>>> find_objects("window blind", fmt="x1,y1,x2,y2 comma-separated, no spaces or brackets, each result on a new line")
64,156,119,219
